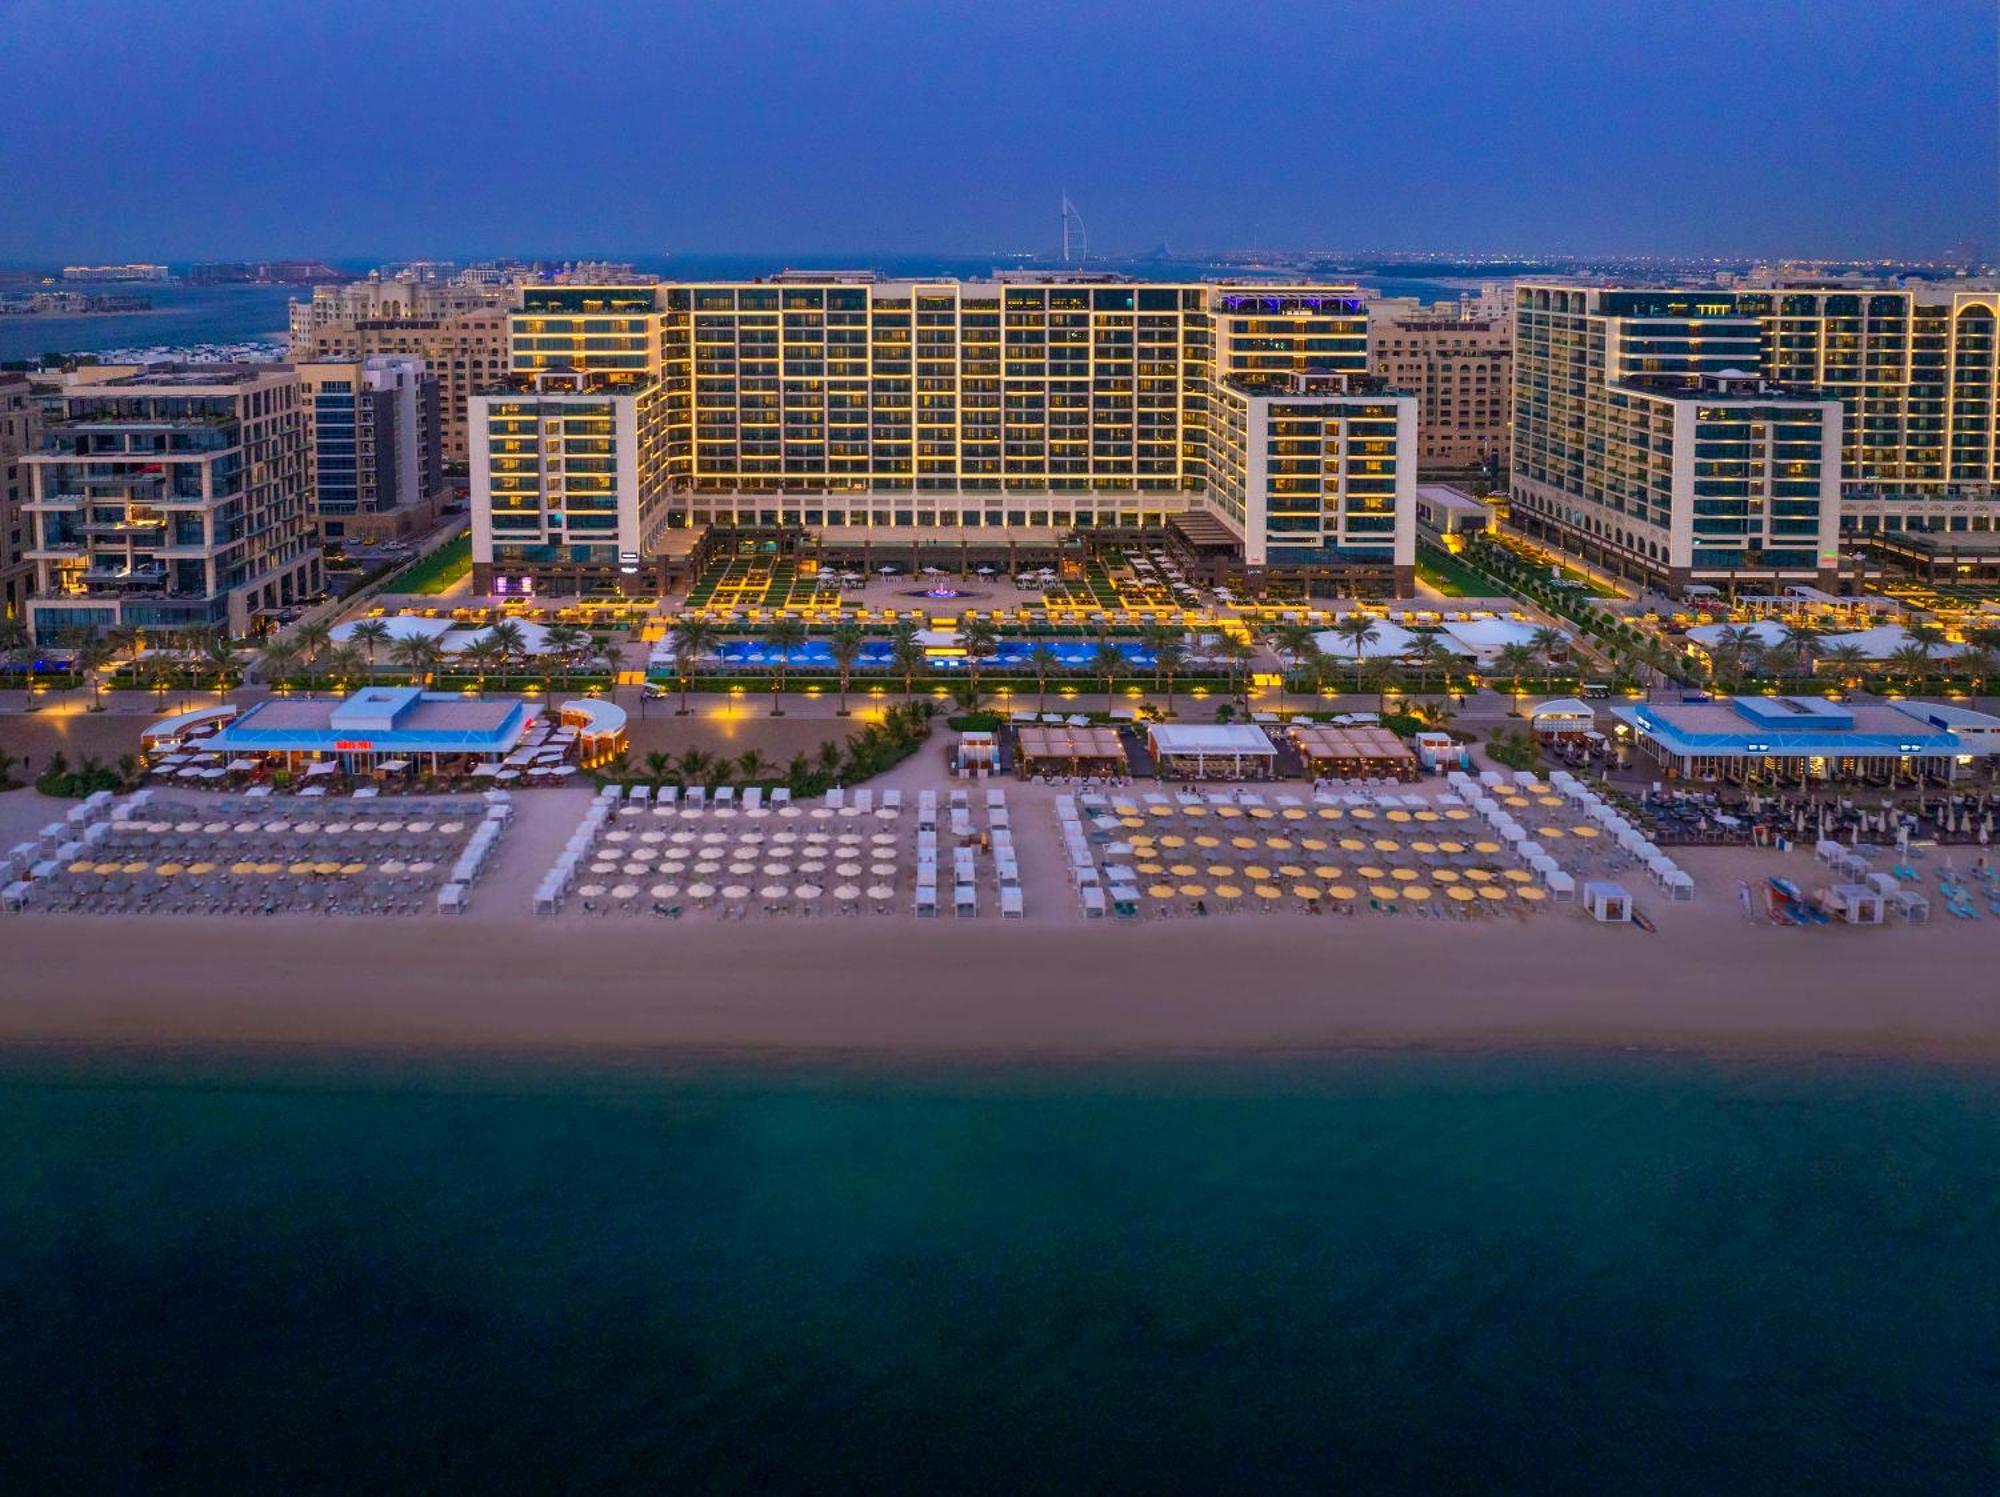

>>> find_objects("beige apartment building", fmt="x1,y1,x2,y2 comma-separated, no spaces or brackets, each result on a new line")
289,277,513,465
1367,297,1511,475
0,372,39,621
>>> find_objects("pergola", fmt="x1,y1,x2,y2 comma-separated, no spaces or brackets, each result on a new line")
1291,724,1417,781
1147,723,1277,781
1016,724,1127,775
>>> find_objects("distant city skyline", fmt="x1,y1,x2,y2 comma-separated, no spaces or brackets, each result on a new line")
0,0,1993,263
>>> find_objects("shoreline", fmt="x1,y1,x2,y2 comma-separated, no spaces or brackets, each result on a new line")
11,912,2000,1067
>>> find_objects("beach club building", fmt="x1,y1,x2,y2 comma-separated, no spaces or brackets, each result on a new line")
206,686,534,777
1609,694,2000,783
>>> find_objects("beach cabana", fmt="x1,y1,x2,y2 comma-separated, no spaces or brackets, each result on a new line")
1544,868,1577,903
1824,882,1885,925
1584,881,1632,923
1015,724,1127,776
1148,723,1277,782
1292,724,1417,782
1528,697,1597,743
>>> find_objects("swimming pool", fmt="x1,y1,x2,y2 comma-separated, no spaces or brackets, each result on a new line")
707,639,1160,670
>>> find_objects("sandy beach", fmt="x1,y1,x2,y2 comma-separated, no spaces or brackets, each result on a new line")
6,888,1998,1063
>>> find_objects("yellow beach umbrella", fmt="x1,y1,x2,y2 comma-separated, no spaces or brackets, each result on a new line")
1216,807,1243,819
1517,886,1548,902
1206,863,1234,878
1231,835,1257,850
1300,837,1328,851
188,862,216,875
1571,826,1600,839
1292,883,1322,900
1265,837,1294,851
1137,861,1166,875
288,861,315,874
1120,816,1145,829
1370,884,1400,901
1313,864,1344,880
1179,883,1207,898
1438,840,1465,854
1244,863,1272,880
1169,863,1198,877
1386,810,1412,822
1390,868,1419,882
1281,808,1307,821
1276,863,1306,879
1473,840,1501,854
1538,827,1566,839
317,861,343,876
1357,864,1386,879
230,861,257,875
1194,835,1220,848
1248,808,1274,820
1503,869,1534,883
66,861,93,875
1183,805,1208,818
1479,884,1509,901
1414,810,1441,823
1339,836,1366,851
1214,883,1244,900
1433,869,1461,883
1254,883,1283,900
1445,808,1472,820
1350,808,1375,820
1149,805,1175,817
1316,807,1342,820
341,862,366,875
1464,868,1495,882
1159,834,1186,848
119,860,147,874
1403,884,1432,901
1447,885,1477,902
1326,883,1358,900
1147,884,1176,899
1372,838,1399,852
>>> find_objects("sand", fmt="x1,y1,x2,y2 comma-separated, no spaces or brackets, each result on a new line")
5,887,1998,1063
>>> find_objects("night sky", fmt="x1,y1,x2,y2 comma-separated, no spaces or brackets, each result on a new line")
1,0,1992,262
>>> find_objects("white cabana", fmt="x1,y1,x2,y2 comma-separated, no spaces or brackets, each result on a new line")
1824,882,1885,925
1584,880,1632,923
1147,723,1278,781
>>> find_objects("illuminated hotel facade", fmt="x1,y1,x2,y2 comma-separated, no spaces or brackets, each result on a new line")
469,275,1416,598
1510,281,2000,593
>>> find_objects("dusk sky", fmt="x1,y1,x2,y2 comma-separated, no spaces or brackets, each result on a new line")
2,0,1993,263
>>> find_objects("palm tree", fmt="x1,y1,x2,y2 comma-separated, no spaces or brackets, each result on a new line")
325,643,367,694
483,619,528,691
0,618,33,709
292,619,333,690
256,638,299,691
1528,625,1567,669
542,623,589,689
1331,614,1381,692
459,638,502,697
762,617,808,715
1888,642,1934,690
1405,633,1457,697
827,619,866,716
1216,635,1256,704
889,621,925,703
1816,642,1869,691
348,619,392,683
1091,639,1125,715
959,617,1000,705
197,632,235,701
643,750,673,785
1361,658,1405,715
1025,641,1062,715
73,635,115,711
668,617,716,716
1155,634,1187,718
1139,622,1180,694
737,749,770,786
390,633,441,687
1495,642,1537,715
105,623,144,669
1271,622,1320,712
1709,624,1760,687
676,747,713,784
1777,621,1820,680
814,739,844,779
1957,646,1996,701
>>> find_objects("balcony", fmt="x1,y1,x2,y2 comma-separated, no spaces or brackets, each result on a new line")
80,561,169,589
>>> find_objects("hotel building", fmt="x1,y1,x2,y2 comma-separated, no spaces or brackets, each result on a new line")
1511,281,2000,592
0,372,39,620
22,365,320,641
1367,297,1511,474
290,277,515,464
296,355,445,542
470,275,1417,599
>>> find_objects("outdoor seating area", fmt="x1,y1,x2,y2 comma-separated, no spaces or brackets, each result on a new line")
1290,724,1418,782
1057,784,1560,920
4,791,509,915
1452,768,1689,901
538,783,917,919
1015,723,1129,778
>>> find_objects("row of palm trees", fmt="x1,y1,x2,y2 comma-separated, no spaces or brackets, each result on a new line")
659,615,1266,718
1697,621,1994,694
254,618,621,696
628,701,937,797
1268,616,1572,713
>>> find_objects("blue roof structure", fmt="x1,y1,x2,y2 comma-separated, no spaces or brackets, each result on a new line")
210,689,531,756
1609,695,2000,761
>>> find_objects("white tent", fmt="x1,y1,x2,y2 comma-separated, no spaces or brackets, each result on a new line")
1584,881,1632,923
1819,625,1966,661
1439,617,1559,661
1311,621,1422,659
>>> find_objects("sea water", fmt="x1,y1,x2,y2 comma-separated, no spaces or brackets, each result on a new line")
4,1052,1995,1493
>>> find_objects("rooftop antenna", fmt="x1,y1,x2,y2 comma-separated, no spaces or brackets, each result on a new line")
1060,193,1089,266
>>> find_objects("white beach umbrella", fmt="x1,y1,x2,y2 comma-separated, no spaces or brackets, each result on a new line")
651,883,680,899
835,862,864,877
577,883,607,898
867,884,895,901
833,884,861,901
687,882,716,900
795,883,822,899
721,884,750,900
612,883,640,900
758,883,789,899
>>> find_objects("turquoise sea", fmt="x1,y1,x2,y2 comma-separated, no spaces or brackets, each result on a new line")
7,1052,1995,1494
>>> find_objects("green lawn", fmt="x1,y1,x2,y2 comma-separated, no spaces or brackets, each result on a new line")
1416,545,1493,598
383,535,472,595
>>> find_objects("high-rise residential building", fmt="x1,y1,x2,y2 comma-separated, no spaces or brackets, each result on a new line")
289,276,515,465
1367,297,1511,474
469,275,1416,598
0,372,40,621
296,355,445,542
60,264,170,282
22,365,320,641
1509,281,2000,592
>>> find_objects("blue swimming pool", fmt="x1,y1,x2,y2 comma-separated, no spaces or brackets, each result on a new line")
707,639,1158,670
